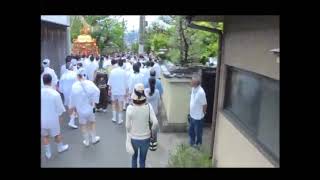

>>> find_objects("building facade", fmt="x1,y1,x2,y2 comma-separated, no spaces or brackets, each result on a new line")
188,15,280,167
41,15,71,77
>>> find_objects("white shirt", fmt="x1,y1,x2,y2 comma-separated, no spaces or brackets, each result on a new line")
70,80,100,116
140,67,150,83
153,63,161,79
85,61,98,81
41,86,65,129
107,67,128,95
42,67,58,88
59,70,77,106
60,64,67,78
190,85,207,120
126,103,158,140
83,58,90,68
128,72,145,94
145,88,161,115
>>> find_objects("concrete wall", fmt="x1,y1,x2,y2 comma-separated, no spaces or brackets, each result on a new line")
213,15,279,167
214,113,274,167
41,21,69,78
161,76,191,125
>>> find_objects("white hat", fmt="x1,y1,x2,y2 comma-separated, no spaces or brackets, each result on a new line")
77,68,86,77
131,83,146,101
42,59,50,67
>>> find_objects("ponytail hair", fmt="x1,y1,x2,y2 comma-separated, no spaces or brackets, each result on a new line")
149,78,156,96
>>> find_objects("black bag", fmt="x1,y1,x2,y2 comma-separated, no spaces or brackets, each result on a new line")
147,104,157,151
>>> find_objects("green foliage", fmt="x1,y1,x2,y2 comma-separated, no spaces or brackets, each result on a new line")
168,144,213,167
131,42,139,53
144,16,222,65
70,16,126,54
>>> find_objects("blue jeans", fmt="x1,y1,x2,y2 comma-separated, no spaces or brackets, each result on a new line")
188,117,203,146
131,138,150,168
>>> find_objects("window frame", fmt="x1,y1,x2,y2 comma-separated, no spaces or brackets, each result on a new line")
222,65,279,167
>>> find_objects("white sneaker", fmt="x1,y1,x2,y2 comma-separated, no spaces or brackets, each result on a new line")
68,122,78,129
112,118,117,123
92,136,101,144
45,151,52,159
57,144,69,153
102,109,107,113
83,139,90,147
118,119,124,125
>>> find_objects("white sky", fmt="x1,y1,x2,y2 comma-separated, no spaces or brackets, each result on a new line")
116,15,161,32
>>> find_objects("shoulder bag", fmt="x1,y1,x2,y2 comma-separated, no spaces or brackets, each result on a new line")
80,81,96,113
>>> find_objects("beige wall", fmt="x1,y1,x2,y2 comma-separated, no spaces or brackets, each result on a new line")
214,113,274,167
161,76,191,124
213,16,279,167
223,15,279,80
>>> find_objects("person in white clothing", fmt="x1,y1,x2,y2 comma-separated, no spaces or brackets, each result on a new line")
140,61,150,83
70,68,101,146
60,56,71,78
128,63,145,100
126,83,158,168
85,56,98,81
41,74,69,159
107,59,128,124
42,59,58,90
59,62,78,129
152,59,161,79
188,73,207,147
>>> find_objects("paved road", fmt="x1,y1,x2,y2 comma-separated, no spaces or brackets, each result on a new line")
41,106,211,168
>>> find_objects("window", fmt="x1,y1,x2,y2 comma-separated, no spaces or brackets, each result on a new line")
224,66,279,163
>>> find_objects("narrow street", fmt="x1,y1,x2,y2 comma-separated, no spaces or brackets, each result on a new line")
41,105,211,167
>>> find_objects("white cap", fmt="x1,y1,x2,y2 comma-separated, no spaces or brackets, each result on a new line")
42,59,50,67
77,68,86,77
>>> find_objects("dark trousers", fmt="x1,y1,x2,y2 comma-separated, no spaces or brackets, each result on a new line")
96,88,108,109
188,117,203,146
131,138,150,168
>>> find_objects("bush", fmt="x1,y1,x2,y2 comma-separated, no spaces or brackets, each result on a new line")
168,144,213,168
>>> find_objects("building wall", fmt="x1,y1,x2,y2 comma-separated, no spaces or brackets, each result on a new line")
213,15,279,167
214,113,274,167
41,21,68,78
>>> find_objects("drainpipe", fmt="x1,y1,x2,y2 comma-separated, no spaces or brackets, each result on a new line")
187,20,223,160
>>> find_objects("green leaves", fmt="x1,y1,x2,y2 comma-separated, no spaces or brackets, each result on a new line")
168,144,213,167
70,16,126,54
144,16,221,65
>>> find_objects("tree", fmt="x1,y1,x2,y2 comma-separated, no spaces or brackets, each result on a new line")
70,16,127,54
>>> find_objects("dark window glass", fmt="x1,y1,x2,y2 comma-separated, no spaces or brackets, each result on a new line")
224,66,279,161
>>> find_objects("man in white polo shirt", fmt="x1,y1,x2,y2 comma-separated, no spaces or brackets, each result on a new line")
107,59,128,124
189,73,207,147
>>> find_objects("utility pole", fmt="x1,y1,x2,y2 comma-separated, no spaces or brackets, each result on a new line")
138,15,145,54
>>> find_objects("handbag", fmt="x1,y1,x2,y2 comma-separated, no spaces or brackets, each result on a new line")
147,103,158,151
80,81,96,113
126,133,134,155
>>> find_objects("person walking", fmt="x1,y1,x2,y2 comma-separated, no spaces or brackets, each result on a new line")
189,73,207,147
41,74,69,159
42,59,58,90
107,59,128,124
126,83,158,168
70,68,101,146
144,69,163,98
59,62,78,129
128,63,145,101
85,55,98,81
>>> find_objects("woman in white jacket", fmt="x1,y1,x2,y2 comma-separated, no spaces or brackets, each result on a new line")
126,83,158,168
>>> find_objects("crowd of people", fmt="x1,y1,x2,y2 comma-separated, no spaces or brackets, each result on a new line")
41,52,163,168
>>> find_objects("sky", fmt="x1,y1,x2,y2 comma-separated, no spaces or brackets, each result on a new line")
116,15,161,32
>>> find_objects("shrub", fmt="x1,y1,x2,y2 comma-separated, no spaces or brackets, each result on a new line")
168,144,213,168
